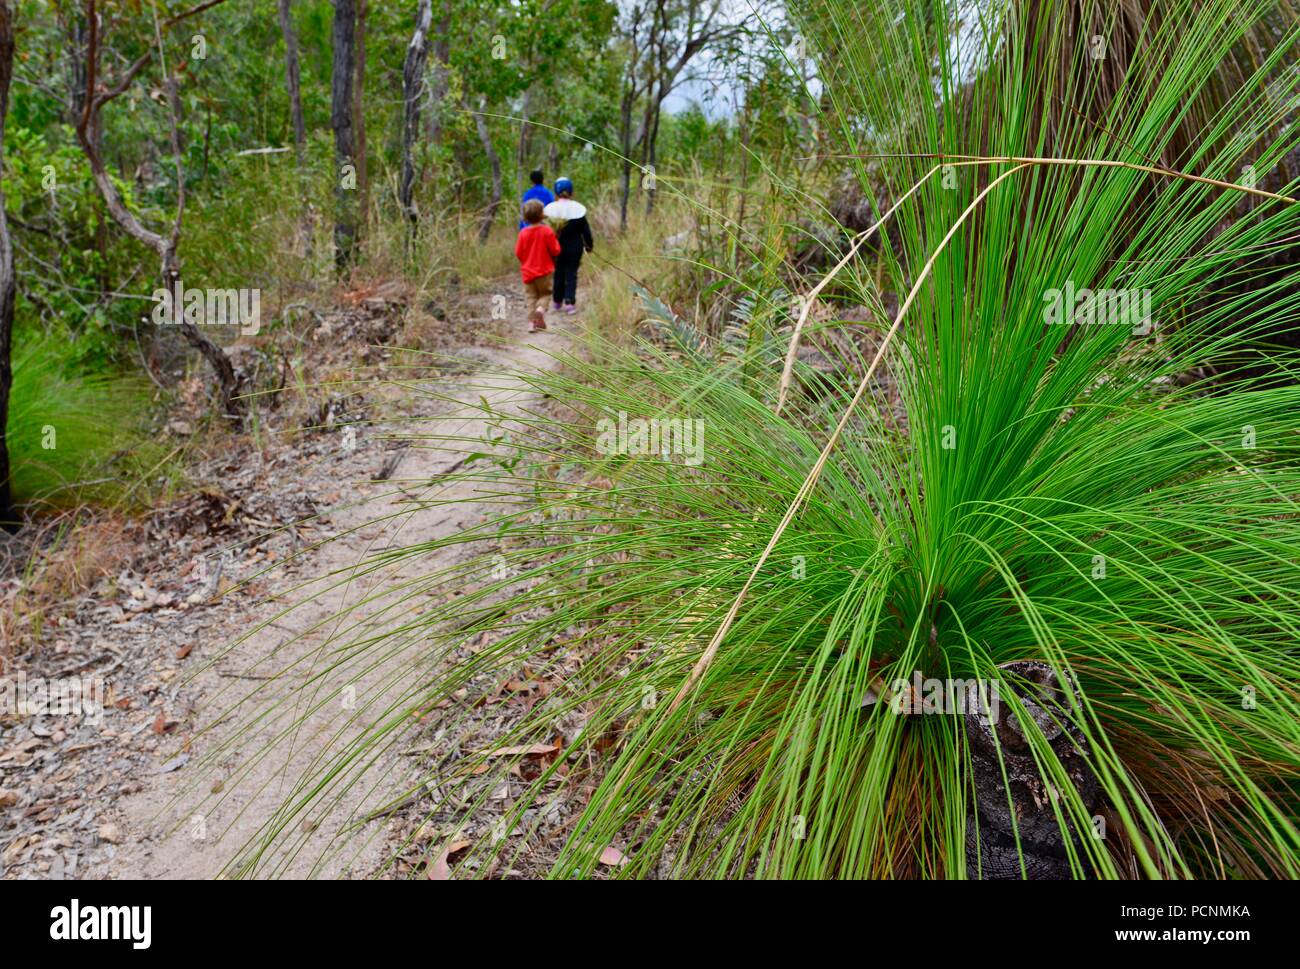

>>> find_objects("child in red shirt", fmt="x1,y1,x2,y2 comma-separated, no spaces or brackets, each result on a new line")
515,199,561,332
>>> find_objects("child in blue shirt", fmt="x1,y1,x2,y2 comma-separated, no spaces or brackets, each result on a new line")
518,169,554,229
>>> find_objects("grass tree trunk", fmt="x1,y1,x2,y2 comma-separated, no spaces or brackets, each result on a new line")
475,97,502,244
0,0,16,530
400,0,433,248
331,0,357,270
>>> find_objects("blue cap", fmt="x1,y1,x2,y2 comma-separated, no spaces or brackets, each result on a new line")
554,177,574,195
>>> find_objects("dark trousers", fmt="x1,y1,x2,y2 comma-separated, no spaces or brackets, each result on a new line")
554,250,582,304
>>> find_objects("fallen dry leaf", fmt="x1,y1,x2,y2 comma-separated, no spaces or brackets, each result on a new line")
453,762,491,777
154,753,190,774
483,742,559,758
427,839,471,880
599,846,629,867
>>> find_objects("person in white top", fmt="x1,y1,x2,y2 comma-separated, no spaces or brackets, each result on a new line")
543,177,594,313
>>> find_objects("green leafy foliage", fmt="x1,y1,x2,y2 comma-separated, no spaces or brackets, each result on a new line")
7,331,171,510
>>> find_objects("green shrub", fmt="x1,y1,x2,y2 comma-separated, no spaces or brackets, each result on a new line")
6,332,173,511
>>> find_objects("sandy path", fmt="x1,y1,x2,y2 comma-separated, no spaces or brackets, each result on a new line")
101,289,575,879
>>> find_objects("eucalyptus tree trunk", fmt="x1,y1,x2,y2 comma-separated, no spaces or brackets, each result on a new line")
277,0,306,153
475,98,502,244
645,94,663,215
331,0,357,270
618,89,635,232
277,0,310,255
517,82,532,194
62,6,88,126
73,0,241,419
353,0,368,246
400,0,433,246
426,2,450,177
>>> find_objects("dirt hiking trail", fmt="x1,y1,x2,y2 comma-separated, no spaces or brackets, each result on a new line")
118,286,577,878
1,277,585,880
